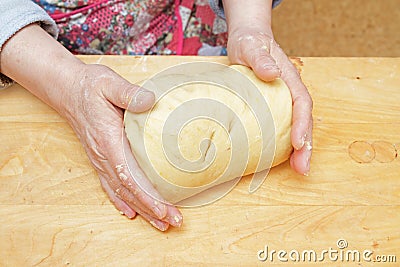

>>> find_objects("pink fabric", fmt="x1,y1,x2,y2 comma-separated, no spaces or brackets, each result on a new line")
50,0,110,21
174,0,183,55
33,0,228,55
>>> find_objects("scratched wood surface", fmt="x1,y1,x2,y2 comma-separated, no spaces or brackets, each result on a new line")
0,56,399,266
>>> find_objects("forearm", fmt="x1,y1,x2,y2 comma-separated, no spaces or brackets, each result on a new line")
0,24,84,113
222,0,273,33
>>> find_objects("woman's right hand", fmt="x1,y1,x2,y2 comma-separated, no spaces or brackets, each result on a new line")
62,63,183,231
1,24,182,231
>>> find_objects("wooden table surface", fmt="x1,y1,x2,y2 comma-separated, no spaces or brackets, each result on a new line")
0,56,399,266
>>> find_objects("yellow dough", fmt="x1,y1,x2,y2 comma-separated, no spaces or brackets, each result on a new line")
124,65,292,204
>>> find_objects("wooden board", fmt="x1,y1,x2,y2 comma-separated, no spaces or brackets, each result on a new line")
0,56,399,266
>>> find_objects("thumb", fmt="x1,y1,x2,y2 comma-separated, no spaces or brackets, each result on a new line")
243,46,281,82
104,82,155,113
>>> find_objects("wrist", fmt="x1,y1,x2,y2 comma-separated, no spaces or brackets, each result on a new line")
1,24,85,113
222,0,273,35
52,60,87,117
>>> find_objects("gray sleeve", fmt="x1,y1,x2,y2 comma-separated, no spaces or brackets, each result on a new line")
209,0,283,19
0,0,58,90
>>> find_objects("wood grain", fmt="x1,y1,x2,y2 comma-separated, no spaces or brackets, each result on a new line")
0,56,399,266
0,205,398,266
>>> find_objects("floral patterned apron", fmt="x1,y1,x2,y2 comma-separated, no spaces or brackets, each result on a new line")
33,0,228,55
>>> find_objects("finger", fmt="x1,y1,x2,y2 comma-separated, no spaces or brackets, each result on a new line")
89,111,174,221
101,76,155,113
290,148,311,175
113,177,172,231
242,46,281,82
102,130,176,220
100,76,178,220
102,159,167,220
139,210,170,232
164,203,183,227
291,92,313,151
98,174,137,219
86,103,170,221
289,120,313,175
276,50,313,151
270,46,313,175
101,172,170,231
122,133,183,223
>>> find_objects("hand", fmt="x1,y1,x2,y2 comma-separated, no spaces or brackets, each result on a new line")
61,64,183,231
227,27,313,175
1,24,182,231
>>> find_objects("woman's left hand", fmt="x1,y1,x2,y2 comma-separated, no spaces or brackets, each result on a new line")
227,27,313,175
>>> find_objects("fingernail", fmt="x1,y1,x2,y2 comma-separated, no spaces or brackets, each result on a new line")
119,209,136,219
153,206,163,219
262,63,280,72
129,88,154,112
153,202,167,219
296,136,305,150
149,220,168,231
304,153,311,176
125,210,136,219
305,140,312,151
168,214,183,227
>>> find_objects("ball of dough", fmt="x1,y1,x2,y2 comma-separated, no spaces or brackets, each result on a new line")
124,64,292,203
